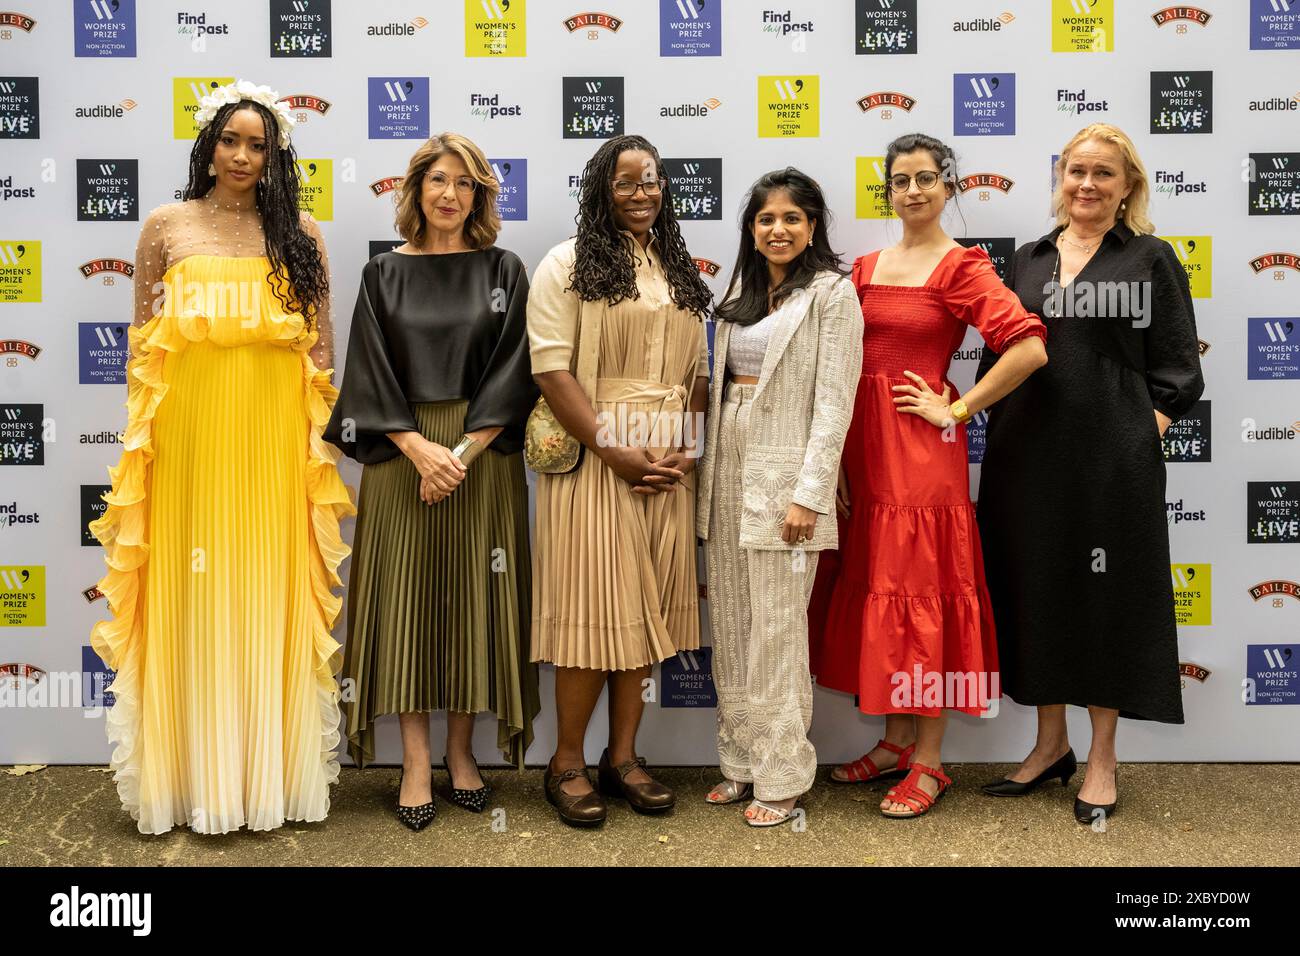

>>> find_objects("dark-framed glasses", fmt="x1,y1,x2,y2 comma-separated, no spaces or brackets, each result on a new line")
889,171,942,193
611,179,665,197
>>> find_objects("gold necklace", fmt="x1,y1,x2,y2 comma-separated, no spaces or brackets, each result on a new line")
1059,230,1102,254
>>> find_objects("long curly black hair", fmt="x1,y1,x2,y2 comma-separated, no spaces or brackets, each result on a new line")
715,167,847,326
181,99,328,330
570,135,713,316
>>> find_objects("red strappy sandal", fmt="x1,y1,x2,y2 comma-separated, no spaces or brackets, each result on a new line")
831,739,916,784
880,763,952,819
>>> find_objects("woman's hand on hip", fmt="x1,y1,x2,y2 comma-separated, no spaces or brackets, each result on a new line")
782,503,818,545
1155,409,1172,437
892,370,953,428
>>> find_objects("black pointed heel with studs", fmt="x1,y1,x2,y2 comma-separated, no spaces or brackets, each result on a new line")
396,769,436,831
447,755,492,813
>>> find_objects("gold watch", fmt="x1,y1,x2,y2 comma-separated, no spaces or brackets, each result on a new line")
949,399,971,424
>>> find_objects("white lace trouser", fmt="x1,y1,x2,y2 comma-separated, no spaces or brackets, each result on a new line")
706,382,819,802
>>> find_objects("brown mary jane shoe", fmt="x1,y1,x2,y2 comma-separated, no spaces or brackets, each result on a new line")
597,749,675,814
543,761,607,828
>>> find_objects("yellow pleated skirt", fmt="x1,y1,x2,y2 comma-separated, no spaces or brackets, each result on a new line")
89,255,354,835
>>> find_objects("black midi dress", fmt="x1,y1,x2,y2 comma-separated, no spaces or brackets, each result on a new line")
974,222,1205,723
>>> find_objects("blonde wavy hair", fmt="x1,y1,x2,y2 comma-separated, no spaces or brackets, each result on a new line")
394,132,501,250
1051,123,1154,236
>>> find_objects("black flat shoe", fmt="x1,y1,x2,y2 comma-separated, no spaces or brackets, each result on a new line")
396,769,436,831
446,754,491,813
981,748,1077,797
1074,796,1118,825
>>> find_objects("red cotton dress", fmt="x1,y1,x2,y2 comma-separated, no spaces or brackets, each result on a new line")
808,245,1045,717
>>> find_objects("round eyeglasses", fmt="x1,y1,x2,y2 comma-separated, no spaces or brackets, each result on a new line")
888,171,942,193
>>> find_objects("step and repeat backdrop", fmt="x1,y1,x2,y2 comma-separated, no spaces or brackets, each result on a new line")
2,1,1298,765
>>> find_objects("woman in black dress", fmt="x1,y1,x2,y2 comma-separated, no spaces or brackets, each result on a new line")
975,124,1204,824
325,133,540,829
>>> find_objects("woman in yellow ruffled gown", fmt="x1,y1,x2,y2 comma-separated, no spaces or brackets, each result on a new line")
88,83,354,835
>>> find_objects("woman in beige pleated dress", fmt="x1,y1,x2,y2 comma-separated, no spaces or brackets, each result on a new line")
528,135,713,827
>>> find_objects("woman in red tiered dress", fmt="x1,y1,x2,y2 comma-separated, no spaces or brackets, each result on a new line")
808,134,1047,818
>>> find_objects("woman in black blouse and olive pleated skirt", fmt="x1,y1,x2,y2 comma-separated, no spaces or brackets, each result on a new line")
325,134,540,829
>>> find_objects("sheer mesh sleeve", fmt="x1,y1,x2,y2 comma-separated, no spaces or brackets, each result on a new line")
132,206,170,328
300,212,334,373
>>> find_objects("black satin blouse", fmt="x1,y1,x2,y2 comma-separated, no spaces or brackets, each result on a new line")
325,247,537,464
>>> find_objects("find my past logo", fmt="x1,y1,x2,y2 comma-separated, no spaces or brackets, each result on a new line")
1051,0,1113,52
465,0,525,57
758,75,819,137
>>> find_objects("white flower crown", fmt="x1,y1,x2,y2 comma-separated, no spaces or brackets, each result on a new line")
193,79,296,149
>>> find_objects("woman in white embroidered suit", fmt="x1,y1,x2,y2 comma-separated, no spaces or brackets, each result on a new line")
695,168,862,827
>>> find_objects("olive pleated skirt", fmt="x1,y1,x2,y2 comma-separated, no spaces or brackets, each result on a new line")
340,401,539,768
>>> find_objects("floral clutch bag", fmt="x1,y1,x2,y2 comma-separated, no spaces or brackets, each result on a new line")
523,294,600,475
524,397,583,474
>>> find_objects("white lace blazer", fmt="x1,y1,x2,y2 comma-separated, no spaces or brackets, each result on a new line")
695,271,863,551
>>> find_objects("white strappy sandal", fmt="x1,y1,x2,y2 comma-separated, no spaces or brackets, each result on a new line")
744,798,799,828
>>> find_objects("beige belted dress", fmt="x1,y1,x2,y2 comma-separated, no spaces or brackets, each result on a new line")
527,234,710,671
